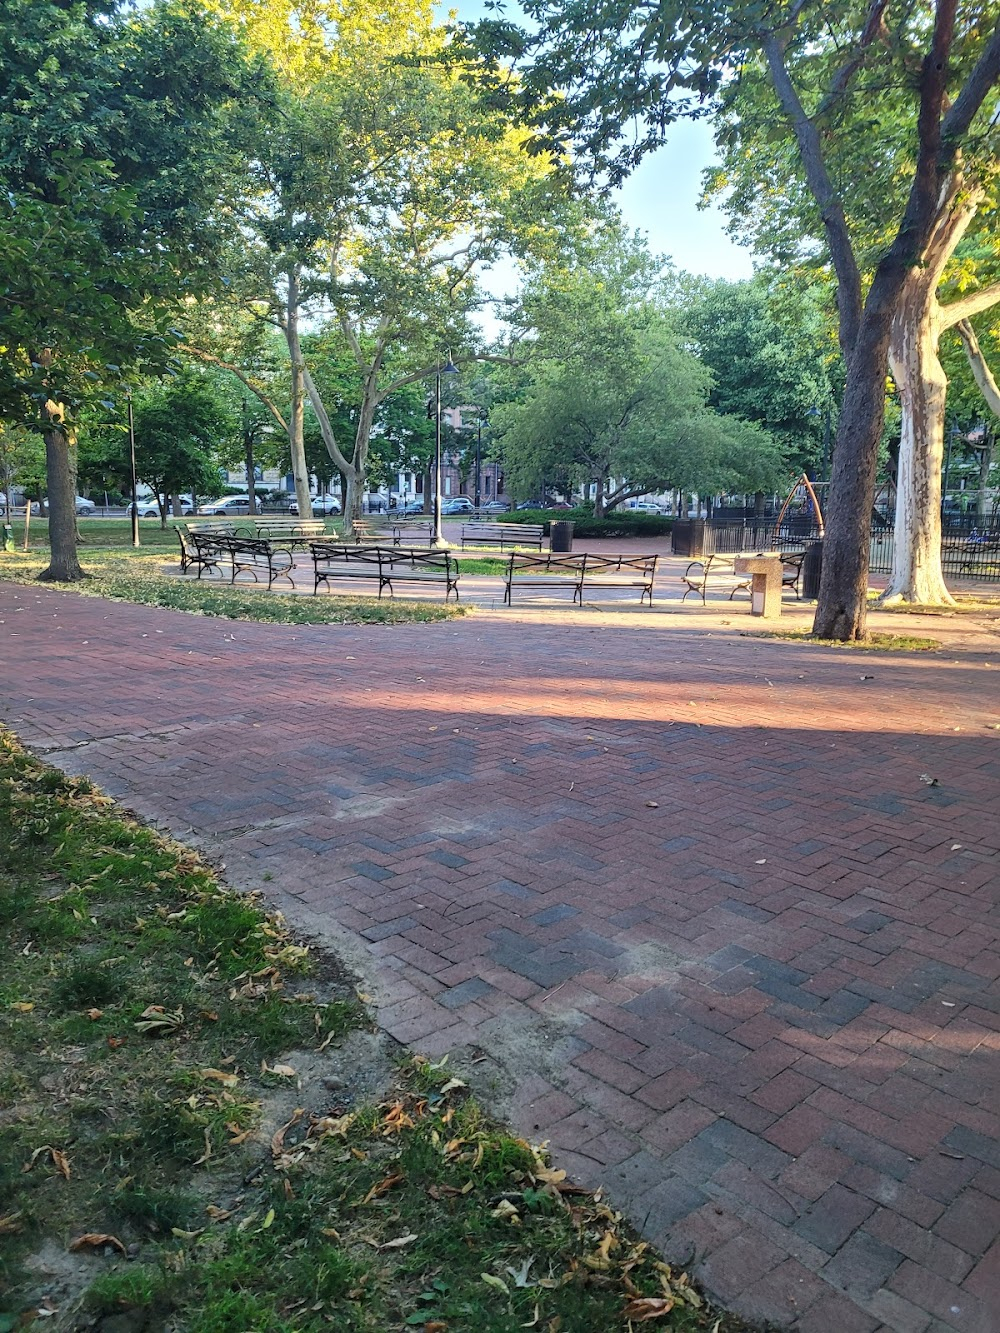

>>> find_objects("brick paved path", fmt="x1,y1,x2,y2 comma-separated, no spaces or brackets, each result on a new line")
3,584,999,1331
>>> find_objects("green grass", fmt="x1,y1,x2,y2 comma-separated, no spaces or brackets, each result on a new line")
0,547,462,625
454,556,508,575
0,733,750,1333
745,629,941,650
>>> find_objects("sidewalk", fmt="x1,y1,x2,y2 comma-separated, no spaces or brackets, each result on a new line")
2,581,999,1330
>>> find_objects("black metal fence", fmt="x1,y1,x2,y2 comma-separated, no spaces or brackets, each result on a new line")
869,516,1000,582
673,514,1000,584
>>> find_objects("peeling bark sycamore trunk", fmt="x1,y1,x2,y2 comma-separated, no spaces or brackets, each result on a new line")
283,269,314,520
883,185,986,605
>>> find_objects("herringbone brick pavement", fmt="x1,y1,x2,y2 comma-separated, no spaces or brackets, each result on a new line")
2,582,999,1331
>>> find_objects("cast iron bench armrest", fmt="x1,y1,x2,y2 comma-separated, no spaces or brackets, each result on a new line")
681,556,752,605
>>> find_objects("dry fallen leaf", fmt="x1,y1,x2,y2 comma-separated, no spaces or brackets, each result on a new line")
379,1233,418,1250
644,800,659,808
134,1005,183,1035
622,1296,675,1321
24,1146,70,1180
69,1233,126,1256
269,1064,297,1078
200,1068,239,1088
11,1002,34,1013
86,1008,103,1021
361,1173,405,1205
0,1212,24,1235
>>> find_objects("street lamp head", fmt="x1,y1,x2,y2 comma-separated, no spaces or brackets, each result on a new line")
442,352,459,376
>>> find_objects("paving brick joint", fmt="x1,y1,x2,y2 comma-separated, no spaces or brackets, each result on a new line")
2,582,999,1331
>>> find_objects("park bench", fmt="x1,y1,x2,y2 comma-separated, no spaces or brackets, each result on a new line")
958,531,1000,575
681,555,753,605
252,517,326,549
174,521,239,575
310,542,460,600
223,536,295,590
681,552,805,605
581,554,659,606
503,552,588,604
462,522,544,551
389,516,435,545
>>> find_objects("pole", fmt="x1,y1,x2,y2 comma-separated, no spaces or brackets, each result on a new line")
432,367,444,546
243,398,258,518
127,388,139,548
475,414,482,512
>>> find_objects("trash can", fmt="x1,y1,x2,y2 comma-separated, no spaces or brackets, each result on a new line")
802,539,824,599
671,519,706,557
549,520,574,553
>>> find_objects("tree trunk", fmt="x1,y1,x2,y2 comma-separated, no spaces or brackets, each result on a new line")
38,417,84,582
883,277,954,605
977,430,993,516
812,306,894,640
594,472,605,518
284,270,313,520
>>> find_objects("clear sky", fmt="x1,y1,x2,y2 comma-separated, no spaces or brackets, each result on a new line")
449,0,755,284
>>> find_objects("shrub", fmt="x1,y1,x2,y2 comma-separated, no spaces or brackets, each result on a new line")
500,507,674,538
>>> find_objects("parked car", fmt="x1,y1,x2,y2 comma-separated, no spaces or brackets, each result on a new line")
196,495,262,515
289,495,341,515
75,496,97,515
442,497,474,515
482,499,510,513
628,501,668,514
399,500,427,515
127,498,194,518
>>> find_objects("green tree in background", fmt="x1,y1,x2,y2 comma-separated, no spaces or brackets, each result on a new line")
0,0,260,579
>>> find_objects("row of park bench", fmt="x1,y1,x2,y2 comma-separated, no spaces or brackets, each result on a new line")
174,522,806,605
175,524,658,604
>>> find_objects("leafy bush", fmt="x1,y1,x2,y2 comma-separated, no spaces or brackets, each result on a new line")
499,507,674,537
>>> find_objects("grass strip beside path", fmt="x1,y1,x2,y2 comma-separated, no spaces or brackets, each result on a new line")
743,629,941,651
0,551,461,626
0,733,749,1333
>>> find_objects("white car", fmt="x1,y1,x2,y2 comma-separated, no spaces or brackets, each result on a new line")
197,495,262,515
128,499,194,518
75,496,97,515
289,495,341,515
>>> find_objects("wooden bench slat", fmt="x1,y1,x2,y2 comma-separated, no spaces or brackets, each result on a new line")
462,522,544,552
310,542,459,600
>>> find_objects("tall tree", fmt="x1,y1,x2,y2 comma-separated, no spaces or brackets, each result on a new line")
680,275,837,477
492,235,787,509
705,44,1000,605
0,0,260,579
133,372,234,524
475,0,1000,637
209,0,567,528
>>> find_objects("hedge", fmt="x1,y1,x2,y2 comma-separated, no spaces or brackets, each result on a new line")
498,507,674,538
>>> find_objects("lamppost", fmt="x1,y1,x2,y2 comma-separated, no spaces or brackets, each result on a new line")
126,388,139,548
432,353,459,547
475,408,487,512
